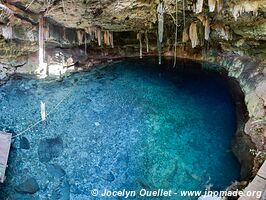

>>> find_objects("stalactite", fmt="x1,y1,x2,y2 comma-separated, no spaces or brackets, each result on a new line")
173,0,178,68
198,21,205,47
106,31,110,46
204,17,210,40
103,31,107,44
157,2,165,43
109,31,114,48
84,32,87,56
208,0,216,12
103,31,111,46
189,22,199,48
44,26,49,40
195,0,204,14
182,0,187,53
196,15,210,41
107,31,110,46
104,31,107,46
137,32,143,59
183,0,186,28
84,27,89,35
38,14,47,77
182,26,189,42
77,30,84,45
232,5,241,21
94,28,98,40
97,29,102,46
158,39,162,65
145,31,149,53
157,1,165,64
101,30,114,47
216,0,223,13
85,26,95,40
192,3,196,13
39,15,44,67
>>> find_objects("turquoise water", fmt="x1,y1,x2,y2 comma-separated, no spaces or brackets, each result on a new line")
0,58,240,199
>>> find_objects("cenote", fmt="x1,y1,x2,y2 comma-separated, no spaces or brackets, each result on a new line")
0,58,241,199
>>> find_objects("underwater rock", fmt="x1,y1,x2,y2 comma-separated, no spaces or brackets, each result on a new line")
46,164,66,178
20,137,30,150
14,178,40,194
10,193,36,200
104,172,115,182
51,179,70,200
38,136,63,163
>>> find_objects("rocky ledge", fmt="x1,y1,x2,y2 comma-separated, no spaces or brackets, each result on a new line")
211,53,266,179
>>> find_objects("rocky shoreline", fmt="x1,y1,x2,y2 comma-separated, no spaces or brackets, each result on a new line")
213,54,266,174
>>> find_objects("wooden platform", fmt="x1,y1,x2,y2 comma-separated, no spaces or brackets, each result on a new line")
0,132,12,183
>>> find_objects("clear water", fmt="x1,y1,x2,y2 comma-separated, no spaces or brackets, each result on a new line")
0,58,240,200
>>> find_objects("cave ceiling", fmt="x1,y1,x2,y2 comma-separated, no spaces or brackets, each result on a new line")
0,0,265,39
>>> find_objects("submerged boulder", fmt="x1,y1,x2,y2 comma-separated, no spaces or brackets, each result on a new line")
38,136,63,163
51,179,70,200
10,193,36,200
20,137,30,150
104,172,115,182
14,178,40,194
46,164,66,178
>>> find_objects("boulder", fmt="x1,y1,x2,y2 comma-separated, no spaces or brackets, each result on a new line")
38,137,63,163
46,164,66,178
20,137,30,150
104,172,115,182
14,178,40,194
51,180,70,200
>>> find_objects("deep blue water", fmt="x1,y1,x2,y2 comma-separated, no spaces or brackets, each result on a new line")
0,58,240,199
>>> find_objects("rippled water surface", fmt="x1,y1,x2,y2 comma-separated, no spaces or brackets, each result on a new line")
0,59,240,199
